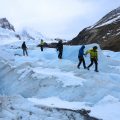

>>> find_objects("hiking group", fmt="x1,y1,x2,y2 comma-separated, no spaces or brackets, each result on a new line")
77,45,98,72
21,40,99,72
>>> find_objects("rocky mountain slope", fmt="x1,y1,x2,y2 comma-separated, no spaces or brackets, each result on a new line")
0,18,22,41
0,18,15,31
68,7,120,51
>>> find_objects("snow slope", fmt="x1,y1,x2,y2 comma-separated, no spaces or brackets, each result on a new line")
0,27,19,45
93,7,120,28
0,38,120,120
19,27,56,43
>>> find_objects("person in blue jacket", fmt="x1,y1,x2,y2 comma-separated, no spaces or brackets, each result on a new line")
77,45,86,69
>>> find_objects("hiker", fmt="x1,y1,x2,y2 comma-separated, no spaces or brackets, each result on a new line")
40,39,44,51
22,41,28,56
56,40,63,59
85,46,98,72
77,45,86,69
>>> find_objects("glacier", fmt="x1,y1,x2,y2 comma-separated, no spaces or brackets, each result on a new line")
0,29,120,120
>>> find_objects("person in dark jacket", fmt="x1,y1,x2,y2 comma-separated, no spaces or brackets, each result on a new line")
22,41,28,56
85,46,98,72
56,40,63,59
77,45,86,69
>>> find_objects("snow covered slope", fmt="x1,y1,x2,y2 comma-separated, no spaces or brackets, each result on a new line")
0,38,120,120
93,7,120,28
20,28,46,40
20,27,56,43
0,18,52,47
0,27,21,46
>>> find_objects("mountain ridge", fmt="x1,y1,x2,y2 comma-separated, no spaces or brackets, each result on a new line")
0,18,15,32
68,6,120,51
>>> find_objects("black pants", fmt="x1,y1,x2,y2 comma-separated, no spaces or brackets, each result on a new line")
58,51,63,59
88,58,98,71
41,45,43,51
23,49,28,56
77,56,86,69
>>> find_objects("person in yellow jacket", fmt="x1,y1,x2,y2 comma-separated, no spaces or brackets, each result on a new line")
40,39,44,51
85,46,99,72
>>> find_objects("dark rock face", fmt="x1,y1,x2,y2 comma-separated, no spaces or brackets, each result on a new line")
0,18,15,31
68,7,120,51
15,34,21,40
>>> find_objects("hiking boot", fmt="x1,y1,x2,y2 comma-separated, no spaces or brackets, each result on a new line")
87,67,89,70
95,70,99,72
77,66,80,69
